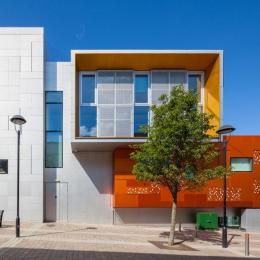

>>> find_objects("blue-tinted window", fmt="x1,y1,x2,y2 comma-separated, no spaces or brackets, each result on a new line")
80,106,97,137
46,92,63,103
82,75,95,103
231,158,253,172
135,75,148,103
46,104,62,131
134,106,149,137
188,75,201,101
46,132,62,168
45,91,63,168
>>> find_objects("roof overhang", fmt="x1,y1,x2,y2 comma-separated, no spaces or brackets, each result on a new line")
72,50,222,71
71,138,146,152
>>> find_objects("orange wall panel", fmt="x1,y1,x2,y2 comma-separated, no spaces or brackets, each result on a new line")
113,136,260,208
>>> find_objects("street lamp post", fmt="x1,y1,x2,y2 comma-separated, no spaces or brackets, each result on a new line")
10,115,27,238
216,124,235,248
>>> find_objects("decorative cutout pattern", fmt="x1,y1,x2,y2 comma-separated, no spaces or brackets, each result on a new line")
253,179,260,194
127,183,161,194
253,151,260,166
207,187,242,201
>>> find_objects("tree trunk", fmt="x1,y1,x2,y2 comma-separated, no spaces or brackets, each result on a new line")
168,190,178,246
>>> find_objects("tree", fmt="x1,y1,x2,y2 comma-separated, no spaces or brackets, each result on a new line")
131,86,225,246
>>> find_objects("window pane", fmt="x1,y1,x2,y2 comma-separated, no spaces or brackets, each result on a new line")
0,160,8,174
46,132,62,168
151,72,169,105
188,75,201,101
80,106,97,137
82,75,95,103
134,106,149,137
231,158,252,172
46,103,62,131
116,71,133,84
152,71,169,84
97,72,115,84
135,75,148,103
46,92,62,103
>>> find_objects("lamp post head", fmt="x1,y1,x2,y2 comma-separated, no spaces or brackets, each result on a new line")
216,125,235,136
10,115,27,126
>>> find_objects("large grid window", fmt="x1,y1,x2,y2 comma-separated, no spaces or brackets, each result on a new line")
45,91,63,168
79,70,204,138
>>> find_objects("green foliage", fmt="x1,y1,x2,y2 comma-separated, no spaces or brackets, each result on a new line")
131,86,226,196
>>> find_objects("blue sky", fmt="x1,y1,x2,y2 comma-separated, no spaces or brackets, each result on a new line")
1,0,260,134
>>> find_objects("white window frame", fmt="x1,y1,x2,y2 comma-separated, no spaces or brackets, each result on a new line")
79,72,97,137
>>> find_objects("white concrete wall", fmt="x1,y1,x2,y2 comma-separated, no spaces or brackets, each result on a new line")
44,62,113,223
241,209,260,232
0,28,44,221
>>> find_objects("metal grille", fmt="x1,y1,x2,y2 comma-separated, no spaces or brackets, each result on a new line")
97,72,115,105
98,106,115,137
98,89,114,104
170,71,187,90
115,72,133,104
151,71,169,105
115,106,132,137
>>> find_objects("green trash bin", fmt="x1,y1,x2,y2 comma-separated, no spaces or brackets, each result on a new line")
196,212,218,230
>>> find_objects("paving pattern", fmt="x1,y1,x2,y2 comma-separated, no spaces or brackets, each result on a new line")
0,221,259,259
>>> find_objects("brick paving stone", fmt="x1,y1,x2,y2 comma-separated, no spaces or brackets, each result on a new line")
0,221,260,259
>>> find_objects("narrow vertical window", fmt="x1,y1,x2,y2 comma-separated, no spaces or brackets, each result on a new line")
80,106,97,137
134,106,149,137
81,75,95,104
135,75,148,103
45,91,63,168
80,73,97,137
188,74,202,102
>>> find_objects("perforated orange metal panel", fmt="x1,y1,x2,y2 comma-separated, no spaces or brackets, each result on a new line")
113,136,260,208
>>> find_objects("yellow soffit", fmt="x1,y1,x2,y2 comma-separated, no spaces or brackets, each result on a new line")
75,52,220,71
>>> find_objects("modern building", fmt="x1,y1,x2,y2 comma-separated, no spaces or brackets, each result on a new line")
0,27,259,227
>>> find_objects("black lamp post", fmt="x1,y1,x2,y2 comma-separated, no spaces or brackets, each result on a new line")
216,124,235,248
10,115,27,238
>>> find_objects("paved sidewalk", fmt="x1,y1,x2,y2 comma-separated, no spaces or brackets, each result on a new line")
0,221,259,259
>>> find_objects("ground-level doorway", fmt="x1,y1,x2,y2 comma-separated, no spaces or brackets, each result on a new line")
45,181,68,222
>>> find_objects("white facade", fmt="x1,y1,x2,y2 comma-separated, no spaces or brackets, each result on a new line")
0,27,231,226
0,28,44,221
44,62,113,223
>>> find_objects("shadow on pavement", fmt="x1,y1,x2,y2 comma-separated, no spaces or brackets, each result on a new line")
160,229,241,246
20,227,91,238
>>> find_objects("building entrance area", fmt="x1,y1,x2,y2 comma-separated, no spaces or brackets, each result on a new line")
45,182,68,222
